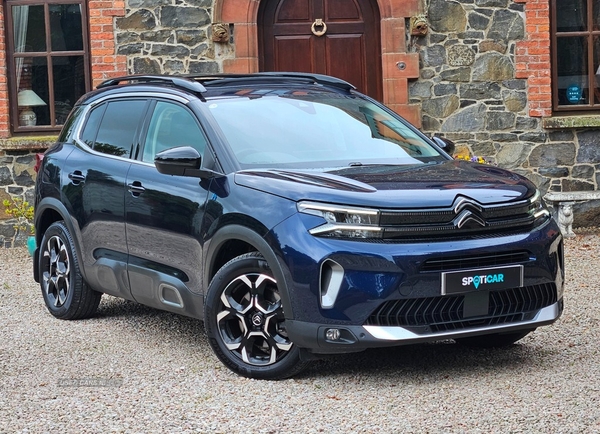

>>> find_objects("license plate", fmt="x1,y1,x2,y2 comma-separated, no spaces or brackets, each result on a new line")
441,265,523,295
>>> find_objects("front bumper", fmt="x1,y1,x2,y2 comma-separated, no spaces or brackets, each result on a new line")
267,213,564,353
287,299,563,354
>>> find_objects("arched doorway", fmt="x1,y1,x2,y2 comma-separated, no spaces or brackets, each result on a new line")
214,0,422,126
258,0,382,101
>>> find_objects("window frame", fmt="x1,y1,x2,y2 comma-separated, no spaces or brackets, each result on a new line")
4,0,91,134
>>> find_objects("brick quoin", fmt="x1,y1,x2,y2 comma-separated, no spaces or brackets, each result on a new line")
0,6,8,138
515,0,552,118
88,0,127,88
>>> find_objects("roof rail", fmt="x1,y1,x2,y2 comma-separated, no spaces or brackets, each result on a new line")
97,75,207,93
186,72,356,91
259,72,356,90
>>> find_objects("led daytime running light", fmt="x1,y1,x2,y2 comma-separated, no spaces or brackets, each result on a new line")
298,201,382,238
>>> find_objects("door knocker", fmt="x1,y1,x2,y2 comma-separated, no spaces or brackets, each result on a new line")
311,19,327,37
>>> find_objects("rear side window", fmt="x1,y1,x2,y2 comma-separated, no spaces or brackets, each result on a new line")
81,100,147,157
57,106,84,143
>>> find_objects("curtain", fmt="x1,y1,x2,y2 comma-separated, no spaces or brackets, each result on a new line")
13,6,29,90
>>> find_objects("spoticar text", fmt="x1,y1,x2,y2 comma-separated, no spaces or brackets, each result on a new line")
462,274,504,289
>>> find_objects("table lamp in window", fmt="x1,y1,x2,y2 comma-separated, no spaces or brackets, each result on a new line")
18,90,46,126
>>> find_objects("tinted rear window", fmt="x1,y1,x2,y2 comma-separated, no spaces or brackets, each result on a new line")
83,100,147,157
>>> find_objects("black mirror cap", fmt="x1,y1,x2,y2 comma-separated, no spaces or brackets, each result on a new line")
155,146,202,176
432,136,456,157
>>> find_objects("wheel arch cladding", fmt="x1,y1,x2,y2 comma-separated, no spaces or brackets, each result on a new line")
205,224,295,319
34,197,88,284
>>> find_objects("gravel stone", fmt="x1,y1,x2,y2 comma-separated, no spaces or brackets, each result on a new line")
1,232,600,433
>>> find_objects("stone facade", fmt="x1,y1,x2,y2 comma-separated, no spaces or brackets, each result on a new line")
115,0,233,75
0,148,39,247
409,0,600,226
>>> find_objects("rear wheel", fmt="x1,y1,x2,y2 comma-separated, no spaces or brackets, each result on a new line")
39,221,101,320
454,330,533,348
204,252,308,379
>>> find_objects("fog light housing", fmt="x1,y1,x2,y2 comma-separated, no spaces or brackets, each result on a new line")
325,328,341,341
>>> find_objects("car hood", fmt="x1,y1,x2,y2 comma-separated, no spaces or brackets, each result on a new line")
233,160,536,208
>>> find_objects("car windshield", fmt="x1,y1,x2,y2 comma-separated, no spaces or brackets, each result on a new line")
207,91,446,169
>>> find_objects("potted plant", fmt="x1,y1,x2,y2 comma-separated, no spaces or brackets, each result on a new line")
2,196,35,255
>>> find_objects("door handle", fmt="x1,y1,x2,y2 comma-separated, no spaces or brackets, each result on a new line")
68,171,86,184
127,181,146,197
311,19,327,37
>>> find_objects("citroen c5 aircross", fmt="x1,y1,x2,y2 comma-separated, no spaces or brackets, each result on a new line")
33,73,564,379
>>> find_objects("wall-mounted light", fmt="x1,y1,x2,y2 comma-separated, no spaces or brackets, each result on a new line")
18,89,46,126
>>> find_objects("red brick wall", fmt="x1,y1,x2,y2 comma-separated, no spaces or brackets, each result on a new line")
0,6,9,139
515,0,552,118
88,1,127,88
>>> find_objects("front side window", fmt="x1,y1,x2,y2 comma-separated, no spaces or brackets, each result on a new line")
142,101,207,163
552,0,600,111
5,1,90,132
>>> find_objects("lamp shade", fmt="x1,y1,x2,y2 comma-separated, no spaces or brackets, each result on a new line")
18,89,46,107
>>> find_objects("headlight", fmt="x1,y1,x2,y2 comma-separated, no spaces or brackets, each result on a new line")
530,190,550,222
297,201,382,238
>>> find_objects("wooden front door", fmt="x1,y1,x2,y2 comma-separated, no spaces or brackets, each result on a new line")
259,0,382,100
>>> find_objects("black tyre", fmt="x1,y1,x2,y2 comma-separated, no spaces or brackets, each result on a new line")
39,221,101,320
454,330,533,348
204,252,309,380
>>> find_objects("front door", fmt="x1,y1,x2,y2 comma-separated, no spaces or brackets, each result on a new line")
125,99,210,313
259,0,382,101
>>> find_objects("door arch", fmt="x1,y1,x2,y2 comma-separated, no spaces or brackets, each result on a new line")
258,0,382,100
214,0,423,126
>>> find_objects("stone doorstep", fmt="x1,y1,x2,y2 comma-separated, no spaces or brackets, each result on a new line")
543,191,600,238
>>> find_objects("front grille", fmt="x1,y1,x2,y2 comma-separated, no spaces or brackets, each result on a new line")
376,195,544,241
421,251,531,272
364,283,557,333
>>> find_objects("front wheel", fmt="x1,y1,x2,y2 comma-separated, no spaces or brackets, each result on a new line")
204,252,308,380
39,221,101,320
454,330,533,348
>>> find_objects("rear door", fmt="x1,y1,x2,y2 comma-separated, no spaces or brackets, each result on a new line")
63,98,148,298
125,99,211,314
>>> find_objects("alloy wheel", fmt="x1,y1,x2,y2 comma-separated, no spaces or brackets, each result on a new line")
216,273,292,366
41,235,71,308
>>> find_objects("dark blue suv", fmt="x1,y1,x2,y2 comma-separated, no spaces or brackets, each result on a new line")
33,73,564,379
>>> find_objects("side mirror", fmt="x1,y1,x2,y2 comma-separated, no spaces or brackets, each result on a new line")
431,136,455,156
154,146,201,176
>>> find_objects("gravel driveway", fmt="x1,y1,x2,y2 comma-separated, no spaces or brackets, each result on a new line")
1,232,599,433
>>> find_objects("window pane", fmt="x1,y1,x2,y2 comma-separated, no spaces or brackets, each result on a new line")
556,36,589,105
94,100,147,157
594,0,600,30
81,104,106,147
143,102,205,162
53,56,85,124
15,56,50,126
50,4,83,51
12,5,46,52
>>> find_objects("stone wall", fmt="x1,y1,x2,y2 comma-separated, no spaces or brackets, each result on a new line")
0,149,40,247
115,0,233,75
410,0,600,226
